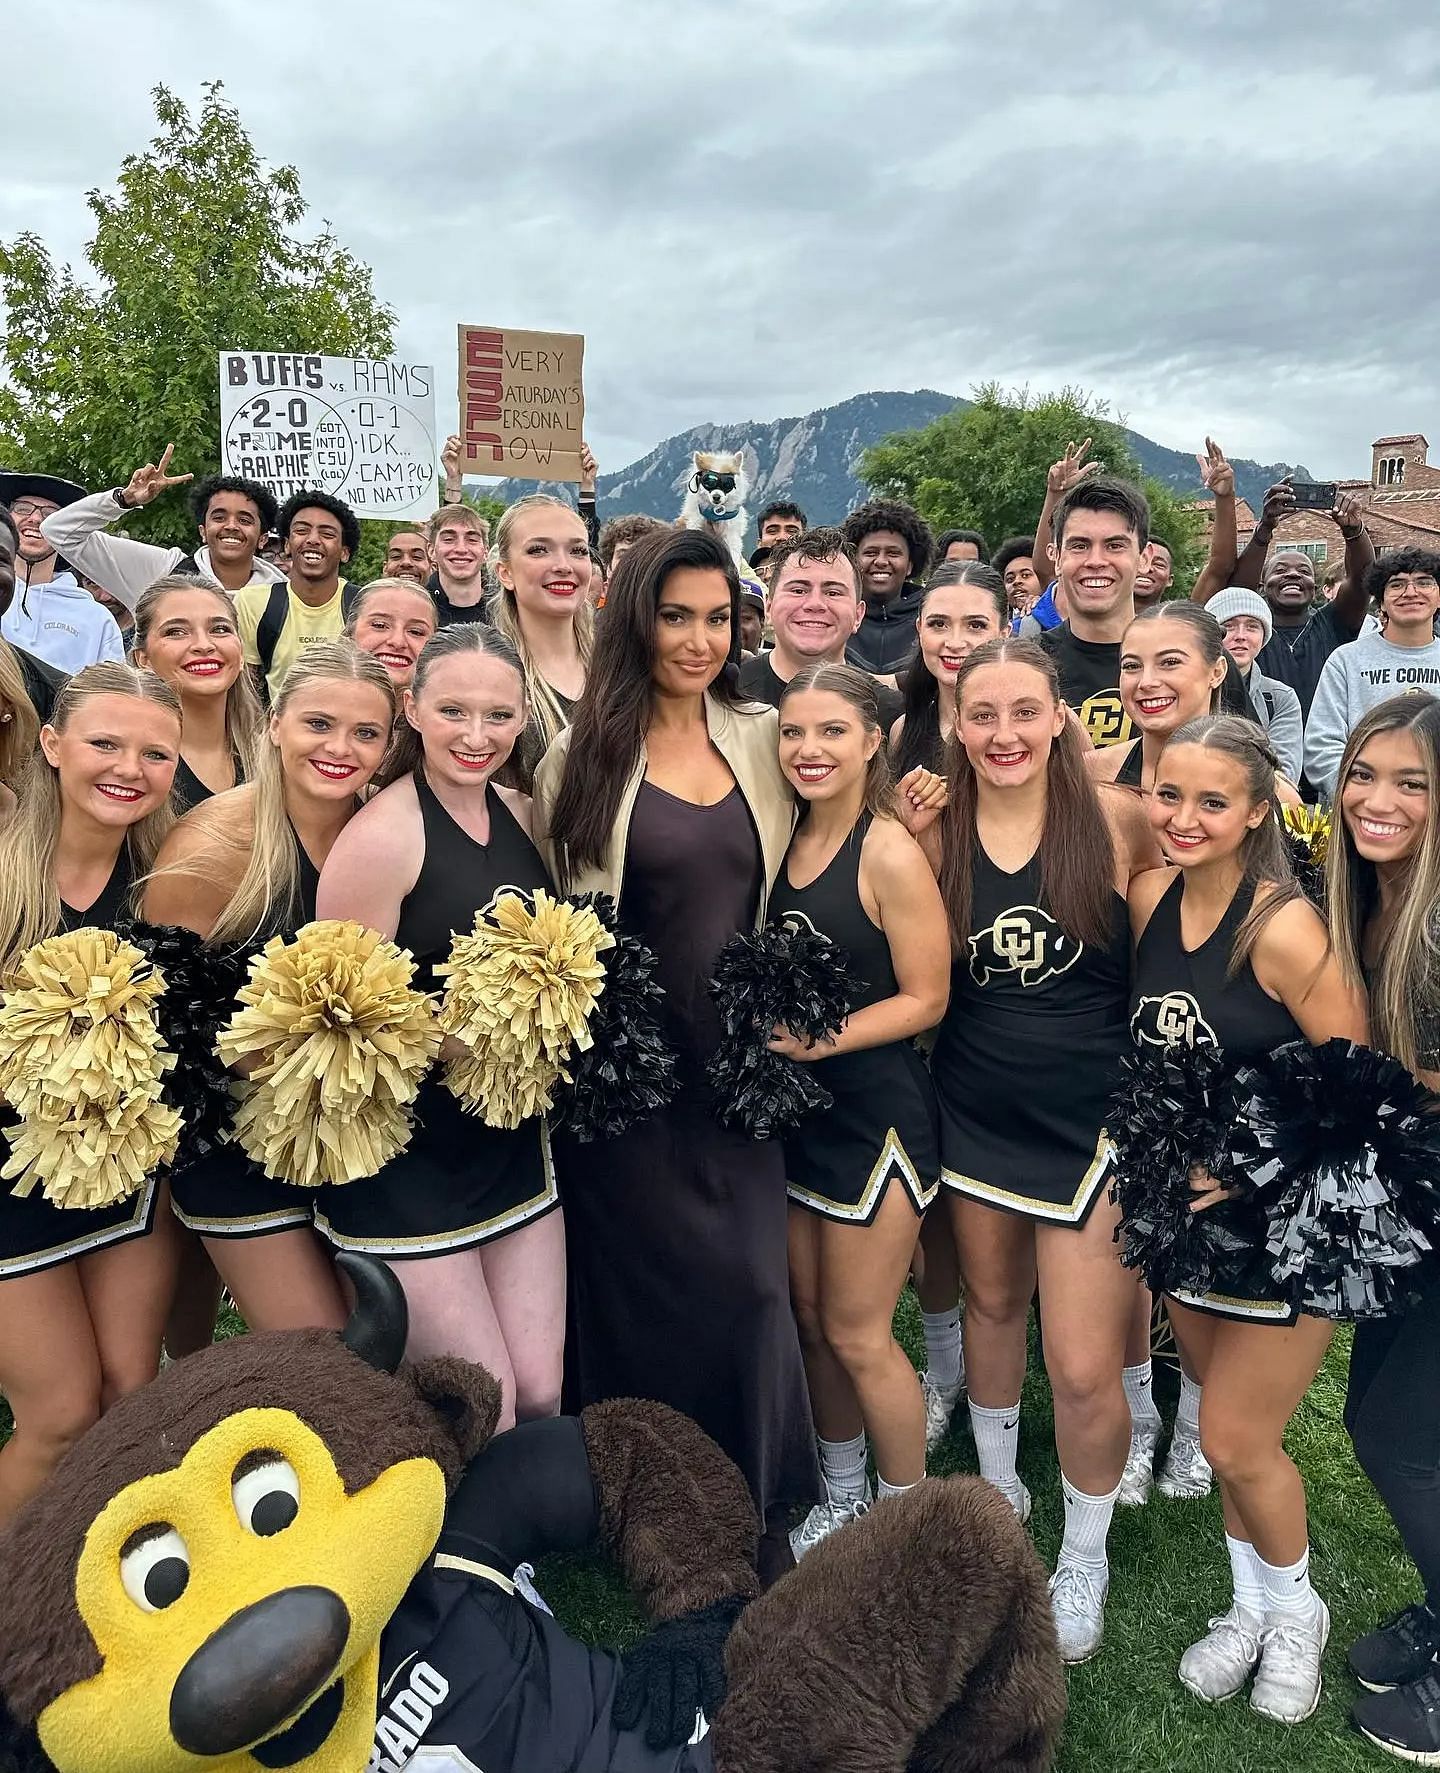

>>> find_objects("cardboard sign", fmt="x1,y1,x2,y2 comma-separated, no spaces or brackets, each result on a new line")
218,352,438,520
457,325,585,484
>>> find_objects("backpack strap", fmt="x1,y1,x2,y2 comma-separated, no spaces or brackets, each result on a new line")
254,582,290,678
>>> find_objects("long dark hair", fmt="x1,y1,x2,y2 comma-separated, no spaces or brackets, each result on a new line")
781,662,894,819
895,563,1008,780
938,638,1116,950
547,527,747,886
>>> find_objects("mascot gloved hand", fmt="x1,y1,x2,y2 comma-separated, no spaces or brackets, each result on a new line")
0,1256,1065,1773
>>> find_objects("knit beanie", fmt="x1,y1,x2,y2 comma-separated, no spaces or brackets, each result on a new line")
1207,587,1272,646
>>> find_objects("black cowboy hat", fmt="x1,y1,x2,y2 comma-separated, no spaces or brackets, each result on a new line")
0,471,88,510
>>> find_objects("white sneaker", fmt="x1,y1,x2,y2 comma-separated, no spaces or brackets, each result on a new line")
1117,1424,1160,1507
1049,1561,1109,1664
1179,1605,1264,1703
789,1490,871,1562
1251,1599,1331,1724
1158,1430,1214,1500
921,1370,965,1452
988,1477,1032,1524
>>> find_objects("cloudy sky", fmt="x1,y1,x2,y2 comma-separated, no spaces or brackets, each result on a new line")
6,0,1439,481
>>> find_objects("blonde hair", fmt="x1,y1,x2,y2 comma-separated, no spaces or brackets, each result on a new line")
1326,694,1440,1074
0,640,40,792
345,576,439,630
132,574,264,781
201,640,396,947
490,494,594,757
0,663,182,969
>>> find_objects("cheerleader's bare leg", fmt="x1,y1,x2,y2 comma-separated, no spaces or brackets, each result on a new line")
0,1267,104,1525
204,1226,346,1333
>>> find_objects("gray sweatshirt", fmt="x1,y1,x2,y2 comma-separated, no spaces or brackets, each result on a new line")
1241,666,1304,784
1304,629,1440,797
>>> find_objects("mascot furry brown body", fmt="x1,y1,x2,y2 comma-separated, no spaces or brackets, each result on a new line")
0,1256,1064,1773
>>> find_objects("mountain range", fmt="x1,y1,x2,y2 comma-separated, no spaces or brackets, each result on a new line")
471,390,1308,538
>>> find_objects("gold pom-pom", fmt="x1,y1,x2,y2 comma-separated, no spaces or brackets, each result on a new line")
217,920,442,1187
436,890,614,1129
0,928,180,1209
1283,802,1331,867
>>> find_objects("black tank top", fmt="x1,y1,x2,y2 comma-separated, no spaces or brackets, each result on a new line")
396,773,551,991
768,814,893,1014
1114,742,1143,790
58,846,133,933
1131,872,1301,1056
948,844,1129,1030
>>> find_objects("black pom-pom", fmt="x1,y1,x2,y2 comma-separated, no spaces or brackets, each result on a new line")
557,894,678,1142
1231,1038,1438,1320
705,924,859,1140
1109,1043,1259,1296
125,923,247,1176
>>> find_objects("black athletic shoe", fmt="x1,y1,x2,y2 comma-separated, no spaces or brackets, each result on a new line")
1353,1667,1440,1765
1351,1604,1440,1693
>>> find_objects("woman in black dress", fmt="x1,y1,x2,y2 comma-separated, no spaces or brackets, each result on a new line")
533,526,815,1572
773,664,948,1559
130,575,263,811
1127,715,1365,1724
0,662,183,1523
315,624,562,1424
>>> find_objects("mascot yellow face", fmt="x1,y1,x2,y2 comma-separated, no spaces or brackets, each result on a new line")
0,1258,499,1773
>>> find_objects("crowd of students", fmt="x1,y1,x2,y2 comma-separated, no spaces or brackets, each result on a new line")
0,429,1437,1763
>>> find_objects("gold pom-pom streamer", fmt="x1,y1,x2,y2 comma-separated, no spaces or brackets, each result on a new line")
436,890,614,1129
1283,802,1331,867
217,920,442,1187
0,928,180,1209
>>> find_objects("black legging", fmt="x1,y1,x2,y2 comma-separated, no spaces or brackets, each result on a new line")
1345,1268,1440,1608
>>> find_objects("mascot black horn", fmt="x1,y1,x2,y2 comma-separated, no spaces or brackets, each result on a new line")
0,1255,1065,1773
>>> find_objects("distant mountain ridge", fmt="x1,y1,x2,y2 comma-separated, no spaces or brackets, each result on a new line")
471,390,1307,539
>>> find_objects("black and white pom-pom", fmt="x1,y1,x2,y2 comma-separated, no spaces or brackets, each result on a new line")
1231,1038,1438,1320
126,922,248,1176
706,923,860,1141
558,894,678,1143
1109,1043,1255,1296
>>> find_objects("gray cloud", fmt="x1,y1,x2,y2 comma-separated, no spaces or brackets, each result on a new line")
4,0,1439,482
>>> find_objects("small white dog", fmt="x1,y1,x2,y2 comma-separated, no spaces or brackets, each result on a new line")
679,448,749,571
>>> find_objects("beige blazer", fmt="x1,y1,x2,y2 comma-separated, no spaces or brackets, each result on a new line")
532,693,795,926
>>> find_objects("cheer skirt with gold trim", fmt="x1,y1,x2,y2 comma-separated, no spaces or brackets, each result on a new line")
932,1001,1127,1226
782,1041,939,1224
0,1170,160,1278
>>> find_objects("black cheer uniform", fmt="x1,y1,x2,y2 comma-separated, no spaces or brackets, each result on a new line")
0,851,162,1278
168,842,324,1238
767,816,939,1222
315,775,557,1257
932,842,1129,1224
1130,872,1302,1323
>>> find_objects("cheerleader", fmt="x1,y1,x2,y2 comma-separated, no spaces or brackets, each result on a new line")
144,640,395,1332
1326,695,1440,1761
0,662,182,1522
343,575,439,692
489,495,593,792
913,636,1161,1664
313,624,562,1427
130,575,264,811
1128,714,1365,1723
0,641,40,820
772,663,949,1556
889,562,1007,779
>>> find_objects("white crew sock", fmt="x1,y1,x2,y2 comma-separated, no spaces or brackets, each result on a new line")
1122,1360,1162,1434
1057,1472,1119,1574
817,1433,869,1505
1257,1546,1323,1623
1225,1533,1266,1618
1176,1371,1203,1441
921,1307,964,1391
876,1473,918,1501
969,1399,1021,1495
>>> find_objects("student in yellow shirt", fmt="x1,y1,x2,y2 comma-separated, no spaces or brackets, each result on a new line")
237,490,361,701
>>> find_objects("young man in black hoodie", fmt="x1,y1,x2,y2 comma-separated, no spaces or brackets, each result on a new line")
840,498,934,676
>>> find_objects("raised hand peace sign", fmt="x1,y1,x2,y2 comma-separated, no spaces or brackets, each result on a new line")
1047,438,1102,496
120,444,193,508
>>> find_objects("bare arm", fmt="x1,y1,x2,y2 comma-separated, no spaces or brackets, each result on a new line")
1190,438,1239,605
313,777,424,939
1102,782,1165,884
1033,439,1101,587
1252,895,1369,1045
1328,488,1377,636
1231,479,1295,592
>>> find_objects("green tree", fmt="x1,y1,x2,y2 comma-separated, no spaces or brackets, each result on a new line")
861,384,1203,587
0,82,395,545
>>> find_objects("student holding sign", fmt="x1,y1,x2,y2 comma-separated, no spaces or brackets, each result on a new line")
235,490,363,702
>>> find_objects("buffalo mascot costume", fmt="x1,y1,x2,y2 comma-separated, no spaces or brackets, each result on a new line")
0,1256,1065,1773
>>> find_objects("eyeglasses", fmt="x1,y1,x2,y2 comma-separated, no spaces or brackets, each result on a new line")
7,499,57,520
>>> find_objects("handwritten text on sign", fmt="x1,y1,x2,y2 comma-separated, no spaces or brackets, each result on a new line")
458,325,585,484
218,353,438,521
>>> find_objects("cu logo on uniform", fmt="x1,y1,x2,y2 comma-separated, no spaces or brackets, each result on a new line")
970,906,1080,988
1131,992,1218,1049
1080,692,1133,747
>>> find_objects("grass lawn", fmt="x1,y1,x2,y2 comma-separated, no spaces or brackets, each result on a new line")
0,1295,1411,1771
